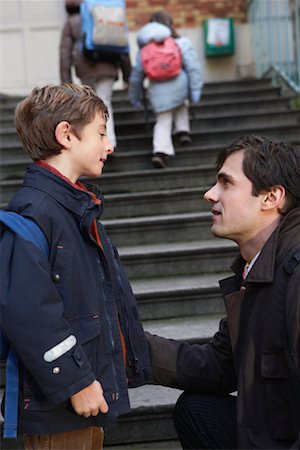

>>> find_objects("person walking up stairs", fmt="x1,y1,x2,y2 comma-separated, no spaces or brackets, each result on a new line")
129,10,203,169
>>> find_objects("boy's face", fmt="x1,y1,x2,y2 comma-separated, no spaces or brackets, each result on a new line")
70,111,113,180
203,150,265,246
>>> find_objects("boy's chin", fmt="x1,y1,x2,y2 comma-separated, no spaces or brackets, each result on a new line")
86,169,103,179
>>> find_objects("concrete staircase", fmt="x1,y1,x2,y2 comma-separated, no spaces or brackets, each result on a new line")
0,78,300,449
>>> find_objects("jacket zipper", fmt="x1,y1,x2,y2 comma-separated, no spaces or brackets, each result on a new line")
117,274,140,376
96,256,120,400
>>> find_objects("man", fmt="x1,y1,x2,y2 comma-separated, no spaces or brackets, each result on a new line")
146,135,300,449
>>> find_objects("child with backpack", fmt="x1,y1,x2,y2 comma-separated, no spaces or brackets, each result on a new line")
59,0,131,150
0,83,151,450
128,10,203,168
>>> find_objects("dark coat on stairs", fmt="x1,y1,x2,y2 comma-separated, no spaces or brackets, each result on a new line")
146,207,300,449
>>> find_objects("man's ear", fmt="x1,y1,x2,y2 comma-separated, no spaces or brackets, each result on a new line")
261,185,286,211
55,121,72,149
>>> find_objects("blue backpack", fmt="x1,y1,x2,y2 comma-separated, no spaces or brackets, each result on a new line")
0,211,49,438
80,0,129,63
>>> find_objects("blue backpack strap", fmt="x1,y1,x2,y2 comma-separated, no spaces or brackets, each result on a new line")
0,210,49,257
3,349,19,438
0,210,49,438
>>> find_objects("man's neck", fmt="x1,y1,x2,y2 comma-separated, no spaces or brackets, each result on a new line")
239,216,282,263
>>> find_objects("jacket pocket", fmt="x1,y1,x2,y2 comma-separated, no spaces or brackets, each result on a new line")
261,352,294,440
70,315,101,344
70,315,101,373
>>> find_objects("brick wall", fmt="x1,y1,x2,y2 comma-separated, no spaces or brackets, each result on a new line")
126,0,247,31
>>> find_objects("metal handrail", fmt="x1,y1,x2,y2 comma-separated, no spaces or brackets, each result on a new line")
247,0,300,95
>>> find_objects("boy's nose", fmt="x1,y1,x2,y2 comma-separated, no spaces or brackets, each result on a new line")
106,138,114,155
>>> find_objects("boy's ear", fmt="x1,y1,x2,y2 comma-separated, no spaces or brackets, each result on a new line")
55,121,72,149
261,185,286,211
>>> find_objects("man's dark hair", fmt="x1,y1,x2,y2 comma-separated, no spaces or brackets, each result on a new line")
216,134,300,214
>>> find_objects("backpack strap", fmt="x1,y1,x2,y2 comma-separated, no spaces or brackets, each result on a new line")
3,349,19,438
0,210,49,257
0,210,49,438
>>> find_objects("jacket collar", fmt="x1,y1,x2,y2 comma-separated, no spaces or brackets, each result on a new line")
23,163,104,224
230,207,300,284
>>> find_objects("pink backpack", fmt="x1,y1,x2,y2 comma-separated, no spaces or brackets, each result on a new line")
141,37,182,81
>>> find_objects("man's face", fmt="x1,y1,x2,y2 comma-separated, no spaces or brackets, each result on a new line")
204,150,265,246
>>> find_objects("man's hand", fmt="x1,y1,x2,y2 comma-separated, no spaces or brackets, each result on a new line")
70,380,109,418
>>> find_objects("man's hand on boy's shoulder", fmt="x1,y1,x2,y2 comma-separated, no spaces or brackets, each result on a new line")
70,380,109,417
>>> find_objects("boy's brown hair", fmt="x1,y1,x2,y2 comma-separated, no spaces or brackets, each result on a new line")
14,83,108,161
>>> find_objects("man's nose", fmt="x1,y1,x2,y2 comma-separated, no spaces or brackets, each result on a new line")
203,185,217,203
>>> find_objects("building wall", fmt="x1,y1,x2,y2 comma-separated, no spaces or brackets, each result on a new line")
127,0,247,30
0,0,254,96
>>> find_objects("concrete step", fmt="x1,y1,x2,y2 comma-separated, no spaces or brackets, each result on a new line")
105,84,284,110
105,388,182,446
111,84,284,109
0,164,216,204
1,120,299,156
113,94,294,123
1,94,294,128
0,185,209,216
114,122,300,151
0,143,218,180
106,439,181,449
132,272,227,320
104,314,223,446
104,211,213,246
119,97,296,122
103,186,210,219
113,109,300,137
184,77,275,93
2,114,300,182
119,239,238,279
0,137,225,179
3,107,300,145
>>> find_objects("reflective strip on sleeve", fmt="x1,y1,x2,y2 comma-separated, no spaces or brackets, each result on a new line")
43,335,77,362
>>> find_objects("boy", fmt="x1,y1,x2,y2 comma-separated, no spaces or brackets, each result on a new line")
146,135,300,449
0,83,151,450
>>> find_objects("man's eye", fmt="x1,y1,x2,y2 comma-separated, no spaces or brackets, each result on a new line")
222,178,231,186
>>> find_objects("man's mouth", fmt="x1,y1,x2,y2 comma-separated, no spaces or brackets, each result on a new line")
211,208,221,216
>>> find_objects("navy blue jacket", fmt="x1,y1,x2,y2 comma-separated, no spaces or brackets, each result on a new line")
0,163,152,435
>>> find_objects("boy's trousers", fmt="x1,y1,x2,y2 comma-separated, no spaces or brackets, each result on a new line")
24,426,104,450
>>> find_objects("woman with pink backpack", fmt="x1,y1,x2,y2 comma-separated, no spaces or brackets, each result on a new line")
129,10,203,168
